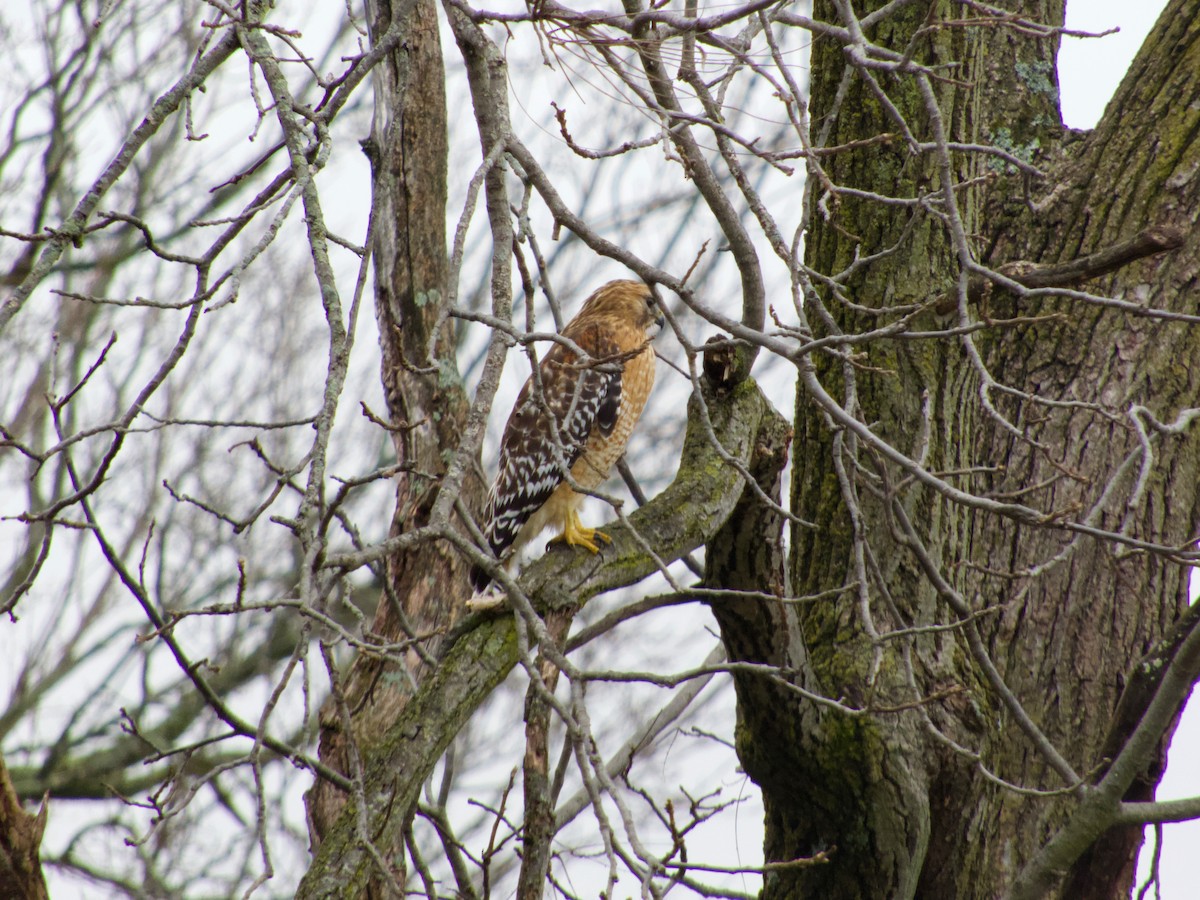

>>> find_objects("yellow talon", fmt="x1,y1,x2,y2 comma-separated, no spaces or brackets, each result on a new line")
550,508,612,554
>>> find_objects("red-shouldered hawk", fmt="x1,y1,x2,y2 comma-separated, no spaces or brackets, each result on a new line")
470,280,663,591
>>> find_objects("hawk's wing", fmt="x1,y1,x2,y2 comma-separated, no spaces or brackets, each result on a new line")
480,325,622,560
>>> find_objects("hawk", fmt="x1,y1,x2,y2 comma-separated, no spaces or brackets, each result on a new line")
470,280,664,592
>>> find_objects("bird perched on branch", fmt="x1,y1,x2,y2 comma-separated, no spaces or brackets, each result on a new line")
470,280,664,592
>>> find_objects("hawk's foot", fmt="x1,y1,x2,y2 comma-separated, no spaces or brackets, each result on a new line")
549,509,612,554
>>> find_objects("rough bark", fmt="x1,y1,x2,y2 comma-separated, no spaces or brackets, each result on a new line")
967,4,1200,893
701,389,805,887
749,0,1200,897
306,0,482,852
0,756,47,900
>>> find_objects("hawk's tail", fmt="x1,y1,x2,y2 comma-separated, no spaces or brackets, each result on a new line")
469,563,492,593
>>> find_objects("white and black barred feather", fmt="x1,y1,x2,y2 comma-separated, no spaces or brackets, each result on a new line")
471,328,621,589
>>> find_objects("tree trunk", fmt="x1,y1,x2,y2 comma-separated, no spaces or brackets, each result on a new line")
0,756,47,900
737,1,1200,897
306,0,482,856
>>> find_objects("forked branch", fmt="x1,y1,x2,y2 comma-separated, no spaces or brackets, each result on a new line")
296,379,782,897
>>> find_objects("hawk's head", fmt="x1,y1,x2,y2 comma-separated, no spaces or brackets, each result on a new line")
577,279,664,338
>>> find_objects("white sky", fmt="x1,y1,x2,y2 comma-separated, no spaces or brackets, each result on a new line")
1059,1,1163,129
